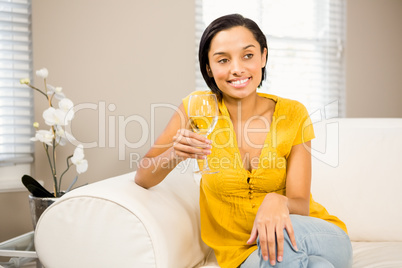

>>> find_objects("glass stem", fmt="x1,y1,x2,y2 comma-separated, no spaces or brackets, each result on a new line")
203,155,210,171
201,134,210,171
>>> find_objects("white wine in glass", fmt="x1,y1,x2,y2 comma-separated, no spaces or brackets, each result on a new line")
188,94,219,174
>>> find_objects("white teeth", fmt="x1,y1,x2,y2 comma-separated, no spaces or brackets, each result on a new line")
231,78,249,85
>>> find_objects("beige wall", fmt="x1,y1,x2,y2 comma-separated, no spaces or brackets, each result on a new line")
1,0,401,242
30,0,196,185
346,0,402,117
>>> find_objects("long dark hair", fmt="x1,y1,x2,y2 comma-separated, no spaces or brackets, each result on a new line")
198,14,268,101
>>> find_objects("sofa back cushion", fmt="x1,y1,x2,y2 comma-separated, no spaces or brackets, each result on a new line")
310,118,402,242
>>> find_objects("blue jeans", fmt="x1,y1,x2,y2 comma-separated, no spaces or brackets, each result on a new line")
239,215,353,268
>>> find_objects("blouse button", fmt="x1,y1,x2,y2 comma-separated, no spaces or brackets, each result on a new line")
252,204,256,208
249,195,254,199
249,185,254,189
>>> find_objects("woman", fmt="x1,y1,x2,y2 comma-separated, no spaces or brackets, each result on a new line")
135,14,353,268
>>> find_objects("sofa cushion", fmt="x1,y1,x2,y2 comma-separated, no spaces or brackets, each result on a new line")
352,241,402,267
311,118,402,242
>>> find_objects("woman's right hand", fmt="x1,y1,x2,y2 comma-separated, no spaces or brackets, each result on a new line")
172,129,212,160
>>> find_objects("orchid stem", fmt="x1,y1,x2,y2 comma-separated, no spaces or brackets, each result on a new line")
52,136,58,196
44,78,53,108
59,155,73,191
44,144,57,197
28,84,48,100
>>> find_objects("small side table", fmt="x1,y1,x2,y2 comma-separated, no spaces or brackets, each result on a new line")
0,232,41,268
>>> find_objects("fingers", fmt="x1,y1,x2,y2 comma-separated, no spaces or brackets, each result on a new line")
276,224,285,263
257,224,269,262
257,224,283,266
172,129,211,160
255,219,294,266
173,142,211,159
247,225,257,245
267,223,277,266
174,129,211,148
253,221,274,264
285,220,298,252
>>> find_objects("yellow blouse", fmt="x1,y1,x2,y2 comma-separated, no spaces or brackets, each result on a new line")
183,91,347,268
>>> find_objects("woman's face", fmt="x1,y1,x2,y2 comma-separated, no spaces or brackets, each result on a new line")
207,26,267,101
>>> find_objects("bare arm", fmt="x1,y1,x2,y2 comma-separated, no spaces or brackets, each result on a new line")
284,140,312,215
134,103,211,189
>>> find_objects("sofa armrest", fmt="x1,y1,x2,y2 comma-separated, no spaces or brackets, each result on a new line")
35,160,210,268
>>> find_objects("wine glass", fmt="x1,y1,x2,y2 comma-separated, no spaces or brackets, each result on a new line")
188,94,219,174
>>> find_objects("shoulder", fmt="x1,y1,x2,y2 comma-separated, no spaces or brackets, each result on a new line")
277,96,309,118
275,97,315,144
256,92,309,118
278,96,306,111
257,92,306,113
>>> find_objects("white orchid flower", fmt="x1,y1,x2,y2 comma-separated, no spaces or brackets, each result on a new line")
55,125,76,146
20,67,88,197
58,98,75,121
43,107,68,126
71,144,88,174
47,84,65,100
31,129,54,146
36,68,49,79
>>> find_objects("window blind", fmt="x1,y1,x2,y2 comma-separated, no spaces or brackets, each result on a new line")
0,0,34,166
195,0,346,118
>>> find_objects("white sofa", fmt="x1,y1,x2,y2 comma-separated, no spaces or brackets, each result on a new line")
35,118,402,268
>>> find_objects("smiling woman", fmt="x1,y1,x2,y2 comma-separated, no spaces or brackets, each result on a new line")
135,14,352,268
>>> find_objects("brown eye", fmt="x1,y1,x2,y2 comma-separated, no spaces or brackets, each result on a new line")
244,54,254,59
218,58,229,64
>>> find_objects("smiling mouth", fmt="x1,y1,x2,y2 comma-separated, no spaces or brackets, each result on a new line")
228,78,251,88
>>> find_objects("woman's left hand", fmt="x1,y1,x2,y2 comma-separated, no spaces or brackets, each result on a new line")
247,193,298,266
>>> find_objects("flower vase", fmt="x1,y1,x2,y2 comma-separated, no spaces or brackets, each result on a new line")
28,194,58,229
